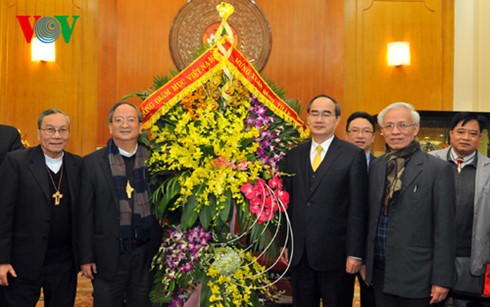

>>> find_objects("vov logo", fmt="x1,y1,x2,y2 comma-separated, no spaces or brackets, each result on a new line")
16,16,79,43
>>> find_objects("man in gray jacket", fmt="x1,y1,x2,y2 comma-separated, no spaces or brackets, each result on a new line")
430,112,490,306
364,102,456,306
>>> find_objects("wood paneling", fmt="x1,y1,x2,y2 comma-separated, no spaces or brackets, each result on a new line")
345,0,454,119
1,0,454,154
0,0,97,155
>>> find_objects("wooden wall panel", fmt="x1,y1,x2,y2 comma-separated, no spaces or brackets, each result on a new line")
0,0,98,155
1,0,453,153
344,0,454,119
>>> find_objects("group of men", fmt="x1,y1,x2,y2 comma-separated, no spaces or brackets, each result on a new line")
0,97,488,307
283,95,490,307
0,102,161,307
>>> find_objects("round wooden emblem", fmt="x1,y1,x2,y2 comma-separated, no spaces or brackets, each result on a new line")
169,0,272,71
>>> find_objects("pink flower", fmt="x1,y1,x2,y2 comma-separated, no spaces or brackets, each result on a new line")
214,156,232,168
240,183,256,199
268,176,283,190
275,189,289,209
236,160,248,171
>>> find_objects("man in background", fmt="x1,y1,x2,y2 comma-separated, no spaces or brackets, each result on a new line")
346,111,376,168
430,112,490,306
78,102,162,306
0,109,81,307
283,94,368,306
345,111,377,307
0,124,24,164
363,102,455,306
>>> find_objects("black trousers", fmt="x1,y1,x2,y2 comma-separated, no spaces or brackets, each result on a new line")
357,273,376,307
92,242,154,307
1,260,77,307
291,255,355,307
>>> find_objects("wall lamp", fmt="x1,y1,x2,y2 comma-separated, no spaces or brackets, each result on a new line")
31,37,56,62
387,41,410,67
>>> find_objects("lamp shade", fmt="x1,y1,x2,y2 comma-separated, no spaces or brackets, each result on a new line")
31,37,55,62
387,41,410,66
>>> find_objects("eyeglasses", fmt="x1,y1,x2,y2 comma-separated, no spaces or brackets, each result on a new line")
308,111,336,119
112,117,139,125
40,127,70,137
382,122,416,132
347,128,374,135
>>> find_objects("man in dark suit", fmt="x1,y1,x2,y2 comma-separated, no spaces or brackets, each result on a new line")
0,124,24,164
0,109,81,307
283,94,368,306
78,102,162,307
363,102,456,306
345,111,377,307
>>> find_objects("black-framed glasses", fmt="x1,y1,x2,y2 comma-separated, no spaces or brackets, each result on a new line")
40,127,70,137
383,122,416,132
347,128,374,135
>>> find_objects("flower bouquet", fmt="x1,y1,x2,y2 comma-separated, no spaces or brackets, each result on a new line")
128,3,309,306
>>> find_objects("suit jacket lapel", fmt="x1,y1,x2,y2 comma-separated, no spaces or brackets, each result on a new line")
63,153,80,216
398,150,424,196
28,146,50,202
100,150,119,208
475,154,490,207
308,137,342,197
371,157,386,212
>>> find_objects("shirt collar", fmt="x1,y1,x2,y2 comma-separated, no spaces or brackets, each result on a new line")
311,135,334,154
44,152,64,173
118,144,138,157
449,147,477,167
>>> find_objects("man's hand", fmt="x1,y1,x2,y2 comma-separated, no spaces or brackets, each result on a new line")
430,285,449,304
0,264,17,286
346,257,362,274
81,263,97,280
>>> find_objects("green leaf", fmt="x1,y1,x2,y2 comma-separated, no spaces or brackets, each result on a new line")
154,176,181,219
199,276,211,306
181,193,199,230
250,293,261,306
199,204,212,230
181,184,204,229
219,190,232,222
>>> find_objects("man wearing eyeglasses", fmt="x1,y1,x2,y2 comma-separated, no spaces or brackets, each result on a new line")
430,113,490,307
282,94,368,306
345,111,377,307
78,102,162,306
362,102,456,306
346,112,377,168
0,109,81,306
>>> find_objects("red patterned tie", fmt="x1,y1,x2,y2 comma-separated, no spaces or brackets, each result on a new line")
456,157,464,173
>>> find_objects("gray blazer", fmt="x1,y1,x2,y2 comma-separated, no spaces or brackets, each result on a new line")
430,147,490,276
364,149,456,298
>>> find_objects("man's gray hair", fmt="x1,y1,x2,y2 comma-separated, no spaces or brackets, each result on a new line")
377,102,420,127
37,109,71,129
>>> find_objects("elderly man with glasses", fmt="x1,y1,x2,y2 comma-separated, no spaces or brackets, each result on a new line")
362,102,456,307
78,102,162,307
0,109,81,307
